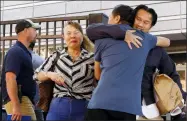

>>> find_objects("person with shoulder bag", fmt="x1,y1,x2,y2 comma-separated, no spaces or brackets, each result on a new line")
1,19,41,121
34,21,95,121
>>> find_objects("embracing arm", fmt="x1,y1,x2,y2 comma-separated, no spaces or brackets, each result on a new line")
86,23,127,42
86,23,142,49
156,36,170,47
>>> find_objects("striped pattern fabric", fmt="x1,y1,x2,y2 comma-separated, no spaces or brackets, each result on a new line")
35,48,94,99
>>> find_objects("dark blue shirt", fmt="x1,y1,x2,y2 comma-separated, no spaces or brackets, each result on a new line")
87,24,157,115
1,41,36,104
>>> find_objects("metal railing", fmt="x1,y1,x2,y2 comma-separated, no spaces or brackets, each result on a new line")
0,12,186,67
0,13,108,67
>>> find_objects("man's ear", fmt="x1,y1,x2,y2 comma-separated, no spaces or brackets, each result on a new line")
23,28,28,34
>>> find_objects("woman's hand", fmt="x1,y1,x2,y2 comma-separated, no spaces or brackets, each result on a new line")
125,30,143,49
46,72,65,86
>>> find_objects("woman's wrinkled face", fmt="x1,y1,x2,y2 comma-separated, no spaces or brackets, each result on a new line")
63,25,83,49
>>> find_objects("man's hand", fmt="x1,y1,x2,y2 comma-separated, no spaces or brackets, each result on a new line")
12,103,22,121
6,72,22,121
125,30,143,49
47,72,65,86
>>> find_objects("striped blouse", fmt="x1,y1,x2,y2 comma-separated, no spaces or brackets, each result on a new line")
35,48,94,100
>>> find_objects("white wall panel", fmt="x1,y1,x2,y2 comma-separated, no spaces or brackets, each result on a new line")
101,1,167,9
3,1,32,7
182,19,186,29
66,10,99,17
1,10,3,21
65,9,111,18
66,1,101,14
150,19,181,32
181,1,186,15
33,2,66,17
3,7,33,20
0,25,4,36
1,1,4,8
147,1,181,17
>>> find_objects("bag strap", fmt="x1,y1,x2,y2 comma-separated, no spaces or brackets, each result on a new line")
51,51,60,71
153,68,160,82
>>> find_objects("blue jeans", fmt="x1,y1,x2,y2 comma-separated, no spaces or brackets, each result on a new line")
46,97,88,121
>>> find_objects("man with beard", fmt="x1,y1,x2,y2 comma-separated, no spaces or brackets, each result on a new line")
1,19,40,121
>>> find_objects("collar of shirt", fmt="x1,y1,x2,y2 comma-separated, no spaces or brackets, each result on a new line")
16,41,32,57
59,47,91,61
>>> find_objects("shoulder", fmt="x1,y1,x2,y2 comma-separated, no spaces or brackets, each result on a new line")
88,52,94,58
6,46,23,57
82,49,94,58
140,32,156,41
119,24,132,29
95,38,116,46
48,49,65,58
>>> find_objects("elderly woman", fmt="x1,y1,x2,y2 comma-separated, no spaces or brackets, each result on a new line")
34,21,94,121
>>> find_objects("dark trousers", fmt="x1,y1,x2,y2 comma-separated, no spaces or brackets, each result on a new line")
85,109,136,121
34,108,44,121
2,108,7,121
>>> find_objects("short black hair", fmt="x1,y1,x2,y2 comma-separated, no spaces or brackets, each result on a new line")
129,4,158,27
112,4,133,24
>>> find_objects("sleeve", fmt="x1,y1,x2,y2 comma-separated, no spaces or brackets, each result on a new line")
5,49,22,76
34,51,57,74
146,33,157,50
86,23,129,43
94,41,103,62
158,49,186,99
